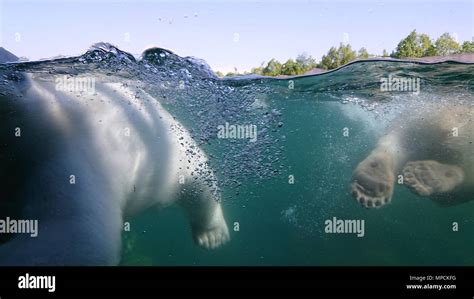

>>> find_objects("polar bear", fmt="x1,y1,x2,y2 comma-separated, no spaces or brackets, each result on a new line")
351,103,474,208
0,73,229,265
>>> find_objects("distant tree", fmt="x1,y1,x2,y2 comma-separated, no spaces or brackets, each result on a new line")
250,61,265,75
434,33,461,55
319,47,338,69
243,30,472,77
250,67,263,75
319,43,357,70
393,30,418,57
424,44,438,57
280,59,304,76
393,30,434,58
419,33,434,55
262,59,282,76
338,44,357,65
461,41,474,53
357,47,370,59
215,71,224,77
295,53,317,72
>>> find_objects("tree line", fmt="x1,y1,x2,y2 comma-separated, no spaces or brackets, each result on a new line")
216,30,474,77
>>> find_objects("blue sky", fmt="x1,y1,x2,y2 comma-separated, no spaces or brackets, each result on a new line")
1,0,472,72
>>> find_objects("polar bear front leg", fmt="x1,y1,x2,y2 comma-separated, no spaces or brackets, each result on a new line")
351,150,396,208
192,203,230,250
350,133,406,208
179,190,230,250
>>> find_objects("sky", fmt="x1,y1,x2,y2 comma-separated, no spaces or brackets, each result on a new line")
0,0,472,73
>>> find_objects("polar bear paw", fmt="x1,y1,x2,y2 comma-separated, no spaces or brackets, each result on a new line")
351,154,395,208
192,205,230,250
402,160,464,196
194,220,230,250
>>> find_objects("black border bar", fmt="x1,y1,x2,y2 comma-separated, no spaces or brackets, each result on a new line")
0,266,473,298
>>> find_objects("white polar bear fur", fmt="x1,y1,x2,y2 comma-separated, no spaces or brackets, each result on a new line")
386,105,474,188
0,74,229,265
351,102,474,208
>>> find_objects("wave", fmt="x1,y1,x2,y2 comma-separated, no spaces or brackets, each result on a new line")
1,42,472,192
3,42,472,81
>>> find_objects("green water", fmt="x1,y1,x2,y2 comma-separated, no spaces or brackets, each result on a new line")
122,93,474,266
2,46,472,266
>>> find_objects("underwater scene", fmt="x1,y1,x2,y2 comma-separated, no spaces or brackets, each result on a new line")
119,54,474,266
0,0,473,267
